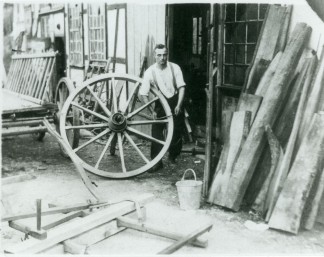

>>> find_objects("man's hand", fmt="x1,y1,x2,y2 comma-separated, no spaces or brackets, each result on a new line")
174,105,182,116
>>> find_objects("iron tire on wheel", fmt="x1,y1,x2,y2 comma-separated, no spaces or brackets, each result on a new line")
59,73,174,178
55,77,80,157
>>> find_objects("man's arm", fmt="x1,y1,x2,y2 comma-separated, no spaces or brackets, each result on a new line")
174,86,185,116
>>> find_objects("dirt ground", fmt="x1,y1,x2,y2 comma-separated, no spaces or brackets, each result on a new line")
1,132,324,255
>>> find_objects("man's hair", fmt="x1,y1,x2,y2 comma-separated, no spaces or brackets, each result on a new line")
154,44,168,51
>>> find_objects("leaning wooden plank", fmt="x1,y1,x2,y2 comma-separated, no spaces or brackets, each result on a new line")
243,5,288,94
296,45,324,151
302,167,324,230
220,111,233,145
43,119,103,201
222,23,311,211
2,172,36,185
316,193,324,225
277,5,293,52
117,216,208,248
157,222,213,255
208,111,250,206
268,113,324,234
4,193,154,254
245,57,309,205
236,93,262,126
252,126,283,214
255,51,282,97
266,54,318,221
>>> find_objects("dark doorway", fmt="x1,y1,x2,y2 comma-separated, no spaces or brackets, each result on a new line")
167,4,210,126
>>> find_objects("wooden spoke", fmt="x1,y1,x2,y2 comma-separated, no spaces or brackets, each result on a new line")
87,86,112,117
121,82,140,113
126,127,165,146
73,128,110,153
95,132,116,169
124,131,149,164
127,119,168,125
127,97,159,119
65,123,108,130
111,78,118,112
71,101,109,122
117,133,127,173
116,81,126,106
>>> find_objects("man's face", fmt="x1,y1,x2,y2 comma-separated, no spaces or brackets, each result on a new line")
154,48,168,66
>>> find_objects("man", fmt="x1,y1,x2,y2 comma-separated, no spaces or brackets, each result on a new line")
139,44,186,171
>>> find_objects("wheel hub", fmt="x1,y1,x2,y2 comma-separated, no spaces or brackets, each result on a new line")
108,112,127,132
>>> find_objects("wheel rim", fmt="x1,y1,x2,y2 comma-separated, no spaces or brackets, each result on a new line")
60,73,174,178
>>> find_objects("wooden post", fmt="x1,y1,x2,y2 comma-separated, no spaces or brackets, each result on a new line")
220,23,312,211
203,4,215,197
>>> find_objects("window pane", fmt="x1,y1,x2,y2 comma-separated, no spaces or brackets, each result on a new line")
225,4,235,22
234,66,247,85
192,18,197,54
198,37,202,55
236,4,246,21
199,17,202,35
224,65,235,84
247,45,256,64
235,45,245,64
259,4,268,19
246,4,258,20
247,22,258,43
236,23,246,43
224,45,234,64
225,23,235,43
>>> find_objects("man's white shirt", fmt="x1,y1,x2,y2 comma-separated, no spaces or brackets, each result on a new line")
139,62,186,99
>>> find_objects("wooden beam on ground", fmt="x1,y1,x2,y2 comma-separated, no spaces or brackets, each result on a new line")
268,113,324,234
9,221,47,240
208,111,250,206
116,216,208,248
2,172,36,185
4,193,154,254
2,201,108,222
157,223,213,255
219,23,311,211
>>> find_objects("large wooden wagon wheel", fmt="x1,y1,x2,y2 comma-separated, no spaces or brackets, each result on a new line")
59,73,174,178
55,77,80,156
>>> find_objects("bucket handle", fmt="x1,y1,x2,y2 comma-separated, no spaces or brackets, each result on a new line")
181,169,197,181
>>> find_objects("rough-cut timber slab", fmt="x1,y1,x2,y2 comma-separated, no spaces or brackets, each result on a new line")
208,111,250,206
302,167,324,230
4,193,154,254
255,51,282,97
317,194,324,225
245,57,310,205
219,23,311,211
252,126,283,214
268,113,324,234
243,5,288,94
236,93,262,126
266,54,318,221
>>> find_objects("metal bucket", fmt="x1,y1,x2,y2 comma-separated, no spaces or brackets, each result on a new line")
176,169,202,210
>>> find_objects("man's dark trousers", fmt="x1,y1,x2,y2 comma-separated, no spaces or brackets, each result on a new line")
151,94,184,161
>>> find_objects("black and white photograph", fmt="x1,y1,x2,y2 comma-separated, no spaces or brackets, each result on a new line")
1,0,324,255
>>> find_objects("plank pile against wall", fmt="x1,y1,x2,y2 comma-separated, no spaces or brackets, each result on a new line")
208,4,324,234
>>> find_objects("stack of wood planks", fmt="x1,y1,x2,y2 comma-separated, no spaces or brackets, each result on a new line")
208,4,324,234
